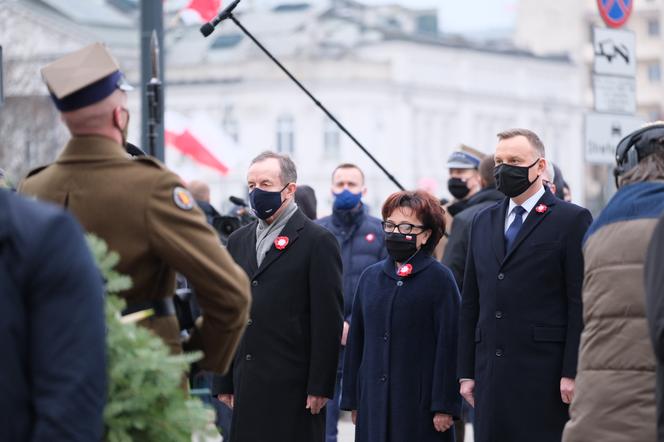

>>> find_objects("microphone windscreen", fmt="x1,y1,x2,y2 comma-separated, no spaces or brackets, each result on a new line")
229,196,247,207
200,23,215,37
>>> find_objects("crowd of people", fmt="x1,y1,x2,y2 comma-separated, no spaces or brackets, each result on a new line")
4,42,664,442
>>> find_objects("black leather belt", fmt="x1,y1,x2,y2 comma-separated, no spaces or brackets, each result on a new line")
122,297,176,318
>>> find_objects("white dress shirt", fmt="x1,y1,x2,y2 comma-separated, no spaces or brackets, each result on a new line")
504,185,546,233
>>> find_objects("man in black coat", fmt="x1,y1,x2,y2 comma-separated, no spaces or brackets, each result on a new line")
646,214,664,442
213,151,343,442
443,155,504,289
0,190,106,441
457,129,592,442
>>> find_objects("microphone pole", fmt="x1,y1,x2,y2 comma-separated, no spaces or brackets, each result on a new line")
200,3,405,191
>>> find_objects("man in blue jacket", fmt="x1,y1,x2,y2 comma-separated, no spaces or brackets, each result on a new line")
317,163,387,442
0,189,106,441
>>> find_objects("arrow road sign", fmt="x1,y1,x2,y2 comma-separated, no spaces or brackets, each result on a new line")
593,27,636,77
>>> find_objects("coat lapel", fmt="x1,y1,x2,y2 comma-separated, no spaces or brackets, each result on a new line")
492,199,509,264
503,189,557,264
252,210,307,279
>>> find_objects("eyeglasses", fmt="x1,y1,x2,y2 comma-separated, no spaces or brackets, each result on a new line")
382,221,426,235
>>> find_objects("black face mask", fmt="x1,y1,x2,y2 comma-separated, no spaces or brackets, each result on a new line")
494,159,540,198
448,177,470,200
385,232,419,262
249,184,288,220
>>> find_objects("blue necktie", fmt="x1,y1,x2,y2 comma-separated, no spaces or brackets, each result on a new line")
505,206,526,252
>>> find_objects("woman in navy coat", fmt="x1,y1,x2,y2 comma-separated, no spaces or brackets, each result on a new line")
341,190,462,442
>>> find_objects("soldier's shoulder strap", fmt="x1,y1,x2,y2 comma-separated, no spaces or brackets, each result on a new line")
132,155,167,170
25,164,52,178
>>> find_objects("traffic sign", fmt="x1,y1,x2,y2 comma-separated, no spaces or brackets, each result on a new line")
597,0,633,29
593,27,636,77
593,75,636,114
585,112,644,164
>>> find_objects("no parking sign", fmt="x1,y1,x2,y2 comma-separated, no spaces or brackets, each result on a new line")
597,0,633,29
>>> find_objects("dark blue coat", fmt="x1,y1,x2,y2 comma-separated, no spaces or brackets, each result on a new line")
341,252,462,442
317,205,387,321
0,190,106,441
458,189,592,442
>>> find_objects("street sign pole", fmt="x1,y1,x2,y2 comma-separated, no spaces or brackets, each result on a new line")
586,1,639,165
141,0,165,161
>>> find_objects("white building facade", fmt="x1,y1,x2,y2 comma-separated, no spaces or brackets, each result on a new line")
1,0,585,216
165,1,584,215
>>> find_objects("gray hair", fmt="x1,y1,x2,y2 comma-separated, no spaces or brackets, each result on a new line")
250,151,298,185
497,128,546,158
620,150,664,186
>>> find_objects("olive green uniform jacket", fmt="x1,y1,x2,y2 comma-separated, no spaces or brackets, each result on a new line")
20,135,251,374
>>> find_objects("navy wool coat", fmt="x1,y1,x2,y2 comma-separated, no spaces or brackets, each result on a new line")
341,252,462,442
0,190,106,441
317,205,387,322
457,189,592,442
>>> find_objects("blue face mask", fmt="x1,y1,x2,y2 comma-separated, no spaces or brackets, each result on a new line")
333,189,362,210
250,185,288,220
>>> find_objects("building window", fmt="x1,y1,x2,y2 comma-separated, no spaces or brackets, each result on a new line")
323,118,340,158
648,18,660,36
276,115,294,154
222,106,239,142
648,62,661,83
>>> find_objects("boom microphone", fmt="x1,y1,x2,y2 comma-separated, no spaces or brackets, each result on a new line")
200,0,242,37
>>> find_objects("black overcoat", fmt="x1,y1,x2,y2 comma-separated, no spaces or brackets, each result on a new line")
213,209,343,442
457,189,592,442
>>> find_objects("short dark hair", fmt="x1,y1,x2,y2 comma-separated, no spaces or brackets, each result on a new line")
479,155,496,187
381,190,445,255
497,128,546,158
250,151,297,185
331,163,365,183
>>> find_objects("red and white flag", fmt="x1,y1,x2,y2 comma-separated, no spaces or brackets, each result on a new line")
180,0,221,24
165,111,231,176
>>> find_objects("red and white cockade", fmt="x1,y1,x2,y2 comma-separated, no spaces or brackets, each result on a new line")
397,264,413,277
274,236,290,250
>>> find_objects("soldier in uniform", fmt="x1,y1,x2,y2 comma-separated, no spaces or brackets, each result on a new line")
19,43,251,374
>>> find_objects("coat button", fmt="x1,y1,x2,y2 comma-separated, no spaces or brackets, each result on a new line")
497,273,505,280
495,349,503,357
245,354,253,361
495,311,503,319
383,332,389,341
252,280,258,287
380,374,387,382
397,281,403,287
248,319,253,326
